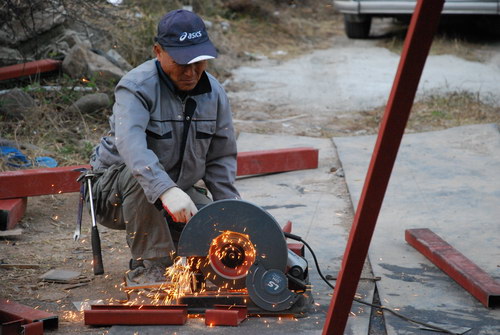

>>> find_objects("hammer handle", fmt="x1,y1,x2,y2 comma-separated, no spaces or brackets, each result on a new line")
91,225,104,275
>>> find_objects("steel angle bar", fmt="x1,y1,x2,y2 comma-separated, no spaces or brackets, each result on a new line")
0,299,58,330
0,198,27,230
205,305,247,326
237,147,319,176
84,305,188,326
406,228,500,308
322,0,445,333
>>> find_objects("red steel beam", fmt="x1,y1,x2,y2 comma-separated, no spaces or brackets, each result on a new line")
322,0,445,333
84,305,187,326
0,165,88,199
0,198,27,230
0,299,58,330
0,59,62,81
237,147,318,176
0,148,318,199
406,228,500,308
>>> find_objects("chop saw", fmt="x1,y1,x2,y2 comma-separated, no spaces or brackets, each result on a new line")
177,199,313,315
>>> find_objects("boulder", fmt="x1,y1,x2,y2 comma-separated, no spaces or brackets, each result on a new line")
62,43,126,81
68,93,110,114
0,89,35,120
0,47,24,66
106,49,133,72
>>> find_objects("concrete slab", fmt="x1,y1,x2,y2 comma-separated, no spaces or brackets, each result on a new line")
109,132,373,334
334,123,500,335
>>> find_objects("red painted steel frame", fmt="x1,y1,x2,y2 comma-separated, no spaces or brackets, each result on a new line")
406,228,500,308
0,198,27,230
0,59,62,81
322,0,445,333
236,147,318,176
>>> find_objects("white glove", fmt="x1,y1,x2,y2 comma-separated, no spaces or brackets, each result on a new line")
160,187,198,223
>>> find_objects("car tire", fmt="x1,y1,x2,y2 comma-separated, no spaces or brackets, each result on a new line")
344,14,372,39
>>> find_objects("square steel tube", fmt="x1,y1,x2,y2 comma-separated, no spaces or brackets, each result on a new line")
406,228,500,308
84,305,188,326
0,198,27,230
0,299,58,330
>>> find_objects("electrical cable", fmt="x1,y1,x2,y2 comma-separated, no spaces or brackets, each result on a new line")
283,232,458,335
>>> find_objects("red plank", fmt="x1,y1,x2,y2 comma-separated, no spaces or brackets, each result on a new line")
237,147,318,176
0,165,89,199
406,228,500,308
0,198,27,230
322,0,445,334
0,299,58,330
0,59,62,81
84,306,187,325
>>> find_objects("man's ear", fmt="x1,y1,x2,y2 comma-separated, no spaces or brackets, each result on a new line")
153,44,162,59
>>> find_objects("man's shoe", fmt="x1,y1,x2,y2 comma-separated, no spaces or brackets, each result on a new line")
125,258,172,287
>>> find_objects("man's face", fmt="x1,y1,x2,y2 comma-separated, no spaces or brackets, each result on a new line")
154,44,208,92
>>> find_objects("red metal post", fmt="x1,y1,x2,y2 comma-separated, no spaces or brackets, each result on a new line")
406,228,500,308
0,198,27,230
0,59,61,81
322,0,445,333
237,147,318,176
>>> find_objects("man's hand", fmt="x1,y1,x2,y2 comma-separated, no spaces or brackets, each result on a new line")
160,187,198,222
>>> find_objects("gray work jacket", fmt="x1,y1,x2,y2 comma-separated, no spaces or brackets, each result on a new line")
90,59,240,204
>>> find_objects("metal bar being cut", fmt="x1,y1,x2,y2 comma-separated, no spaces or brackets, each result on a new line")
406,228,500,308
322,0,445,333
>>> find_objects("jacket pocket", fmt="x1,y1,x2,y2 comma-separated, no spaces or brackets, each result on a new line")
196,121,216,139
146,122,177,167
194,121,216,157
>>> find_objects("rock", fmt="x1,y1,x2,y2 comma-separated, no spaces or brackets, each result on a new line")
0,47,23,66
106,49,133,72
62,43,126,81
0,3,66,45
68,93,110,114
0,89,35,119
57,29,92,50
335,168,345,178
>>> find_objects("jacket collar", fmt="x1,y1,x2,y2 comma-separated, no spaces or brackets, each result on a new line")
155,60,212,97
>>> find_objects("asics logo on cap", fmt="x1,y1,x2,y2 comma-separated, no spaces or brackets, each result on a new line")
179,31,202,41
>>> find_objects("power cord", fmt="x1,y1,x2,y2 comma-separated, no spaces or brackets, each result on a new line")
283,232,458,335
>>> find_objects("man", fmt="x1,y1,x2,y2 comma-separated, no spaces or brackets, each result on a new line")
86,9,240,284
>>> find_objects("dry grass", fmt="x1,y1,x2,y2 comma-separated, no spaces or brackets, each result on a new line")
360,91,500,135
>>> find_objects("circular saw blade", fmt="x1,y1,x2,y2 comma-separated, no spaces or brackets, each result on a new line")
177,200,288,289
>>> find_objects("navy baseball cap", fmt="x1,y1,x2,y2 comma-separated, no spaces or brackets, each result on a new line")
155,9,217,65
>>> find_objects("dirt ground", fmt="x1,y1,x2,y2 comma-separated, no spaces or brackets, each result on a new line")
1,11,500,335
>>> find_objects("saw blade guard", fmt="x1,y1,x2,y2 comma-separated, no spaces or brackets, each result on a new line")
177,199,288,289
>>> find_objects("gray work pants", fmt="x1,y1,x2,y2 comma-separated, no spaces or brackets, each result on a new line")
86,163,211,262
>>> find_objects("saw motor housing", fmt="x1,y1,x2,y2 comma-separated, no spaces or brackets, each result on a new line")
177,199,311,313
